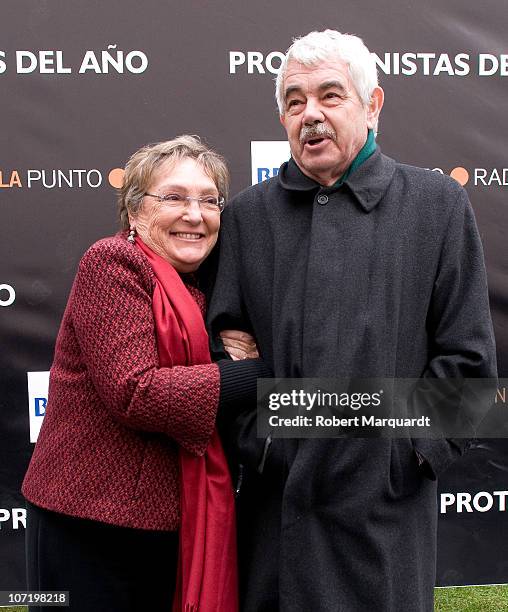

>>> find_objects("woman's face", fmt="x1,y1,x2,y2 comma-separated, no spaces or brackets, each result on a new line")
132,157,221,273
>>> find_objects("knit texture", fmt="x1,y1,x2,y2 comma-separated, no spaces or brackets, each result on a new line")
22,234,220,531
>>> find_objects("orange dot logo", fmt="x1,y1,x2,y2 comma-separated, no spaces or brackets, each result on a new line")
108,168,125,189
450,167,469,186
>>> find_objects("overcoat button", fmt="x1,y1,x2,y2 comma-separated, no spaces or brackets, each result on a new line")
317,194,329,205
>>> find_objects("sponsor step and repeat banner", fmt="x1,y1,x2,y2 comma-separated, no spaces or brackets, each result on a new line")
1,0,507,592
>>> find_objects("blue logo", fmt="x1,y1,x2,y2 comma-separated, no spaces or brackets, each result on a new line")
34,397,47,417
257,167,280,183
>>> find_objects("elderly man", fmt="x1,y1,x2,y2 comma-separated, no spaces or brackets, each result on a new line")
209,30,497,612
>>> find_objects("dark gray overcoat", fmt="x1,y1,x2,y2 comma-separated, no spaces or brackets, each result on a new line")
208,148,497,612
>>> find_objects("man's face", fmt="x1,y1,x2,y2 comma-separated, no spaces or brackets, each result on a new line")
280,58,383,186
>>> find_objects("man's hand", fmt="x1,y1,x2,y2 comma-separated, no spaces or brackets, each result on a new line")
220,330,259,361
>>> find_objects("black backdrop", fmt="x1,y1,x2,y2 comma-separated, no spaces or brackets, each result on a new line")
1,1,507,590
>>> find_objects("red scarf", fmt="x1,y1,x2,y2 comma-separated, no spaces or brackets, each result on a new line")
135,237,238,612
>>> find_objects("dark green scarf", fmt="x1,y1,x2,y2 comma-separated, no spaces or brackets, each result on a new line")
334,129,376,187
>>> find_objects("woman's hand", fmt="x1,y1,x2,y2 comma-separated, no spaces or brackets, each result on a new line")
220,330,259,361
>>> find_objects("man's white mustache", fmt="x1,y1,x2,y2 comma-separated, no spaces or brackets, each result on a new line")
299,124,337,145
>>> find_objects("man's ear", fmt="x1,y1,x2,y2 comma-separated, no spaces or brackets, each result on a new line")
280,113,286,128
367,86,384,130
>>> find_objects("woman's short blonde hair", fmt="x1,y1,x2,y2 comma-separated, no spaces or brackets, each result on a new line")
118,135,229,229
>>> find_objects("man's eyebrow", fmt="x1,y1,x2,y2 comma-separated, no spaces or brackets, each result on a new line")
318,80,347,94
284,84,303,101
284,80,348,102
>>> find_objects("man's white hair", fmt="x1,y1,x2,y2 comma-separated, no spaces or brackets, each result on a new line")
275,29,379,115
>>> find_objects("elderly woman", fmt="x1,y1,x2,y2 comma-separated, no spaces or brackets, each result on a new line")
22,136,267,612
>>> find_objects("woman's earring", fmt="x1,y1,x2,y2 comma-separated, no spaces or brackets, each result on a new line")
127,227,136,243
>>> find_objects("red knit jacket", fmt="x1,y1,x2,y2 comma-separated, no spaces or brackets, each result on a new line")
22,234,220,531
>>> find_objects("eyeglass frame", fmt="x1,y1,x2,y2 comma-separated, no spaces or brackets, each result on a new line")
144,192,225,213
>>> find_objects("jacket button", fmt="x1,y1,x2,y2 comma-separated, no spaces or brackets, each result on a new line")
317,194,329,205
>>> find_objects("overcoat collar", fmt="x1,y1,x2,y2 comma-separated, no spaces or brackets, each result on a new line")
277,147,396,213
